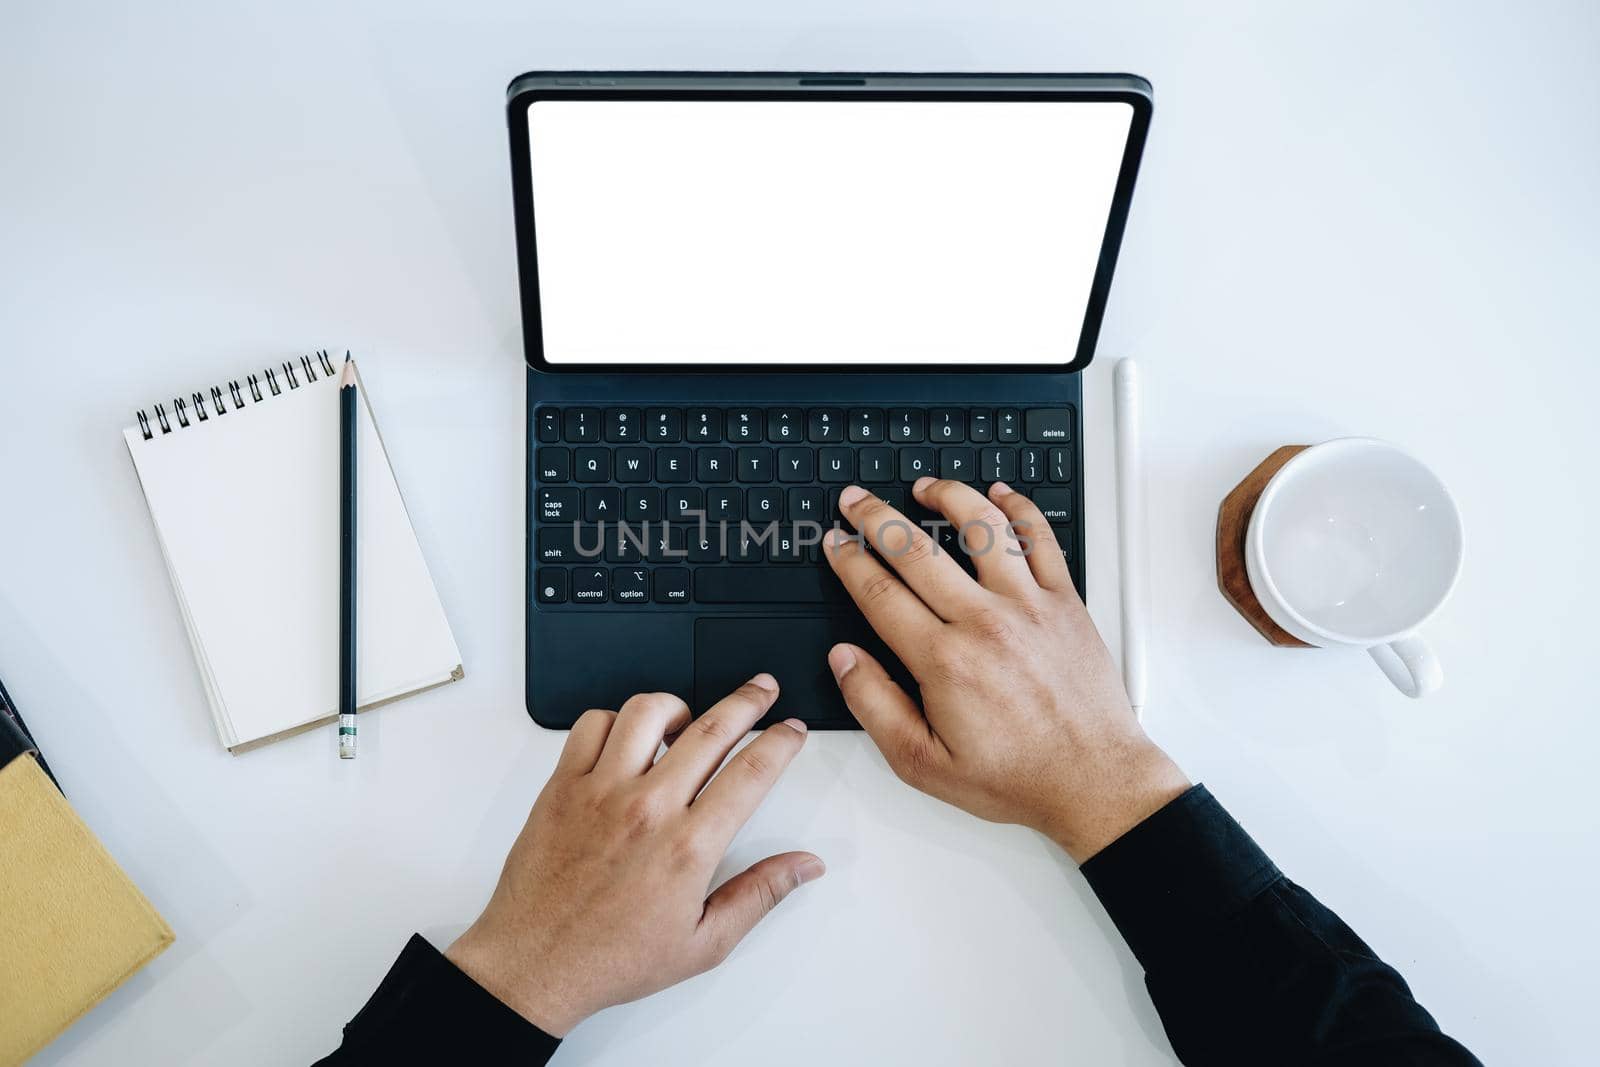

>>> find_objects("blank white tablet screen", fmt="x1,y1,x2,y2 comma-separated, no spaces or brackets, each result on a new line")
527,100,1134,366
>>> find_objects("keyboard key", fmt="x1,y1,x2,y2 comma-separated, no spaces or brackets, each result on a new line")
1032,488,1073,522
858,447,894,483
647,524,688,563
688,528,722,563
705,486,741,522
645,407,682,442
611,567,650,603
818,446,854,483
536,527,581,564
1048,447,1072,483
979,447,1018,484
997,409,1022,443
604,524,649,563
537,408,561,443
535,567,567,603
848,408,885,442
696,567,841,603
940,447,975,481
899,447,936,481
655,448,692,482
889,408,924,443
1019,447,1044,483
626,487,663,521
870,486,908,512
737,447,774,482
536,447,570,483
572,566,608,603
968,410,993,443
686,408,721,442
929,408,965,442
537,487,578,522
727,527,765,563
697,447,733,482
1050,526,1073,565
777,447,814,482
653,567,691,604
726,408,763,442
808,408,844,442
574,447,609,482
563,408,600,442
747,487,784,521
604,408,641,442
768,526,805,563
665,487,703,521
1025,408,1072,443
767,408,804,442
788,487,826,520
615,447,651,482
583,487,621,521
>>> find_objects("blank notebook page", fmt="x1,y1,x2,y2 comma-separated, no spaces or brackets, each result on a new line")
124,370,461,749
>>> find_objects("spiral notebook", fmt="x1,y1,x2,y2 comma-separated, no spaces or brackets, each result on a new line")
122,352,463,753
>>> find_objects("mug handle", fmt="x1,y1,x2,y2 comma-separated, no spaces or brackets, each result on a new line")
1368,635,1442,698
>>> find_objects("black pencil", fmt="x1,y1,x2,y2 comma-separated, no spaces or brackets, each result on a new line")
338,353,358,759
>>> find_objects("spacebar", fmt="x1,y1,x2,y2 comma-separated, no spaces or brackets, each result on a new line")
696,567,841,603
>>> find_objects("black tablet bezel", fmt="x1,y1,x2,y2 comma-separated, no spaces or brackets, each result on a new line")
505,72,1152,375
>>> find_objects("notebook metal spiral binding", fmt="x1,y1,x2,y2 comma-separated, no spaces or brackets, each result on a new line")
135,351,340,441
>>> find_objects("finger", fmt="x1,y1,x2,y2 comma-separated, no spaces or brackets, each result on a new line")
828,643,950,790
697,851,825,969
653,675,781,799
593,691,692,778
911,477,1038,595
988,482,1072,591
837,484,985,619
553,708,616,779
822,526,942,668
691,718,809,848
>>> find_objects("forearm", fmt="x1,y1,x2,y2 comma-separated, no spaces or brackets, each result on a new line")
1082,786,1482,1066
313,935,561,1066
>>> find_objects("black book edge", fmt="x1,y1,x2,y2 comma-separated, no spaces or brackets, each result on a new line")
0,673,59,791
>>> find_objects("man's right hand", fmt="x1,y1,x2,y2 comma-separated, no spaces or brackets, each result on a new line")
822,477,1190,863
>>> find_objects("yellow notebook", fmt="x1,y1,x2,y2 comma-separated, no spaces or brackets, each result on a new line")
0,755,174,1065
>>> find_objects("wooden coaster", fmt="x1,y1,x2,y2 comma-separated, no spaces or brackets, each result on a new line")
1216,446,1313,647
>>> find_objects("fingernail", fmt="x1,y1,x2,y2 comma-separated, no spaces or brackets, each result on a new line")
826,527,851,550
782,717,808,735
827,644,856,679
838,485,868,508
913,476,935,494
796,856,827,883
749,673,778,693
990,481,1014,497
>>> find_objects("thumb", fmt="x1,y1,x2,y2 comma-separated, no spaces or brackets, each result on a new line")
828,643,948,787
697,851,824,967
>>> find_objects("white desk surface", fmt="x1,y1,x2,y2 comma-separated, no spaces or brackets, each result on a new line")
3,3,1597,1064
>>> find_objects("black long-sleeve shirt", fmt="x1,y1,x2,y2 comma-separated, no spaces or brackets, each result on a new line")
315,785,1481,1065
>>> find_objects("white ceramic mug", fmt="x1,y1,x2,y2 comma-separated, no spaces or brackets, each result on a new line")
1245,438,1463,698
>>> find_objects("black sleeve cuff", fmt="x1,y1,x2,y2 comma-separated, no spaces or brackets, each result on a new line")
1079,784,1282,965
326,934,562,1064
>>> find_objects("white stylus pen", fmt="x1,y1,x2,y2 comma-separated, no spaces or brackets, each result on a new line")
1114,358,1148,715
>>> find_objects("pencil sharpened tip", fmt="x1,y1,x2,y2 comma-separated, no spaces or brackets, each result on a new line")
340,358,357,388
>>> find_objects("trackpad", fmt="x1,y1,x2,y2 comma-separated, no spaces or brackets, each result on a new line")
693,616,917,728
